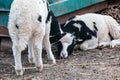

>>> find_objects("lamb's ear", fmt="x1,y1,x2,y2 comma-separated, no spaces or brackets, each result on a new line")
50,33,66,44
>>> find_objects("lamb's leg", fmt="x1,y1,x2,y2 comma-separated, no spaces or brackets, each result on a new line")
110,39,120,48
12,44,23,75
104,15,120,48
98,42,111,47
43,31,56,64
80,37,98,50
33,34,44,72
98,34,111,47
87,44,98,50
28,38,35,64
12,39,27,75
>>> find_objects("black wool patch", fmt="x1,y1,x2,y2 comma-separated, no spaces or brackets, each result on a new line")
57,41,63,58
67,39,75,56
15,24,19,29
38,16,42,22
50,33,66,43
93,22,98,31
63,20,98,44
46,10,62,43
62,21,80,33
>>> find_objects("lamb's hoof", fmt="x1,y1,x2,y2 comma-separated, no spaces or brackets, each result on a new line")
15,69,24,76
110,43,115,48
110,40,118,48
99,43,106,47
110,45,114,48
52,60,56,65
36,65,43,72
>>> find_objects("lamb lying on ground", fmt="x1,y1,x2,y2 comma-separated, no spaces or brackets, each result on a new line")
58,13,120,58
8,0,64,75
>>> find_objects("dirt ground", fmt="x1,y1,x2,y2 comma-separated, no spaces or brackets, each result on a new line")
1,47,120,80
0,3,120,80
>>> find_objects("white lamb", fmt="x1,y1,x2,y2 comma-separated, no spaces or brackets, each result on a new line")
8,0,56,75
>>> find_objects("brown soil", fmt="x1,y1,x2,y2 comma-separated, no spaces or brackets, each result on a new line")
1,47,120,80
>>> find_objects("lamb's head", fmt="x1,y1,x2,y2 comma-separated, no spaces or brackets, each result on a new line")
57,33,75,58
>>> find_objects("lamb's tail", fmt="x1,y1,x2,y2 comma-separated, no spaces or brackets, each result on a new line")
104,15,120,39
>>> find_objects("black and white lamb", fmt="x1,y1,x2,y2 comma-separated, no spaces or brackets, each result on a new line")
58,13,120,58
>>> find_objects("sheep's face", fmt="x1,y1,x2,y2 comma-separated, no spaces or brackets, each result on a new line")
57,33,75,58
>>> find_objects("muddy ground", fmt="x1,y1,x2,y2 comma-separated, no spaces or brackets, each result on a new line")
0,3,120,80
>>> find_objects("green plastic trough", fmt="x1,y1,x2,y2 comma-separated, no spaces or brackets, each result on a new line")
0,0,105,27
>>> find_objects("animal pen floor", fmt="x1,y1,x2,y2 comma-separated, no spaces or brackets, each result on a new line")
0,3,120,80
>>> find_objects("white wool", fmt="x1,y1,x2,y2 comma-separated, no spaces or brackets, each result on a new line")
8,0,56,75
